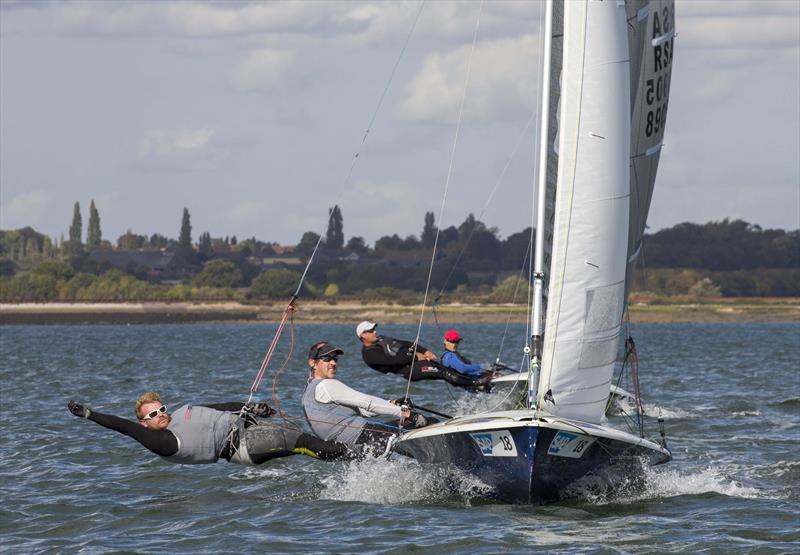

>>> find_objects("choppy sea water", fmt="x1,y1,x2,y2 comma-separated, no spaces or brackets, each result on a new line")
0,322,797,553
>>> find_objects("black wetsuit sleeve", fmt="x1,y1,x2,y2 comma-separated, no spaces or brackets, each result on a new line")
87,410,179,457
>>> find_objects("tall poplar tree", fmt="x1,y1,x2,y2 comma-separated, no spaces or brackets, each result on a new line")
198,231,213,257
87,200,102,249
179,207,193,251
67,202,83,256
326,205,344,252
421,211,437,247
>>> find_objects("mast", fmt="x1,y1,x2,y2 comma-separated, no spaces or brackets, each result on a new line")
529,0,553,411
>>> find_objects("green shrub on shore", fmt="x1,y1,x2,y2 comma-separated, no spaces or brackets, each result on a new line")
192,260,243,288
250,269,302,299
0,267,241,302
1,256,798,303
631,268,800,297
0,273,59,301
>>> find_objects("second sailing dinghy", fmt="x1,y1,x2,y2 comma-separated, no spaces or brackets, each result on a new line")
393,0,675,503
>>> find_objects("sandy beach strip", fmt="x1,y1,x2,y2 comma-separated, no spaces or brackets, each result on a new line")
1,298,798,325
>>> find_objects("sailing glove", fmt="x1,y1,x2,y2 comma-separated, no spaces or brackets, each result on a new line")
244,402,276,418
253,402,276,417
68,400,91,419
393,397,414,409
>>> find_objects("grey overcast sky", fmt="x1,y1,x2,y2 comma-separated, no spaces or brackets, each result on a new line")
1,0,798,247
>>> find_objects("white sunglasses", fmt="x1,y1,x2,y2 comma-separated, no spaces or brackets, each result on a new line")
140,405,167,420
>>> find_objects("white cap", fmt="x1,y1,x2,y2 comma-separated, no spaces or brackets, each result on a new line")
356,321,377,338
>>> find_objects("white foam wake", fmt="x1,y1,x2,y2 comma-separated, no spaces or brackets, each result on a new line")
576,464,763,505
318,456,491,505
640,465,762,500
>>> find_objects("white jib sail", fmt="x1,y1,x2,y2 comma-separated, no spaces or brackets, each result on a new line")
537,0,631,424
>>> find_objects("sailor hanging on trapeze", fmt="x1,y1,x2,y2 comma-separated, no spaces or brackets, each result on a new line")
357,321,494,391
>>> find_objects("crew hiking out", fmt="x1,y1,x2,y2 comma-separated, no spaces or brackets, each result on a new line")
357,321,492,390
67,392,350,465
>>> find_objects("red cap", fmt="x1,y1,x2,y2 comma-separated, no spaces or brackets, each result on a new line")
443,329,462,343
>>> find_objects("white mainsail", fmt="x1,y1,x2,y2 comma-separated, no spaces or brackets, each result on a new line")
536,0,631,423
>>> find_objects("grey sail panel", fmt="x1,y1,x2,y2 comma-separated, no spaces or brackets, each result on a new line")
625,0,676,294
540,0,564,329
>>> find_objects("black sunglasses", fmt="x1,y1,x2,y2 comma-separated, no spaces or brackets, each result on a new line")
319,355,339,362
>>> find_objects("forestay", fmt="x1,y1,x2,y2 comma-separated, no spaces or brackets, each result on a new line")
536,0,631,423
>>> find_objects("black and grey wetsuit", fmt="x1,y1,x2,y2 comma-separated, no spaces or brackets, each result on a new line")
361,335,489,388
85,402,348,464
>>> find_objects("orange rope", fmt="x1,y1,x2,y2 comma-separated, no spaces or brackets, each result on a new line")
248,297,296,401
270,308,296,420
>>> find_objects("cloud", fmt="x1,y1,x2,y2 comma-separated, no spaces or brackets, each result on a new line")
398,34,539,123
226,201,268,227
677,0,799,52
679,0,798,18
137,128,220,171
231,48,294,91
343,2,541,47
0,191,53,230
0,1,365,38
0,1,541,48
680,15,799,50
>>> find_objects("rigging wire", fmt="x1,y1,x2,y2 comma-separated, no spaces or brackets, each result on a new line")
432,0,546,417
247,1,427,403
431,108,538,315
403,0,485,403
458,0,544,418
295,1,426,300
469,0,545,417
473,235,535,417
494,233,534,366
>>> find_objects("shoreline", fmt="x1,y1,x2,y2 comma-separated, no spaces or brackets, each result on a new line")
1,299,798,325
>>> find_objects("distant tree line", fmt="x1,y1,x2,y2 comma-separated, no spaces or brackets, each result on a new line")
643,219,799,270
0,200,797,301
